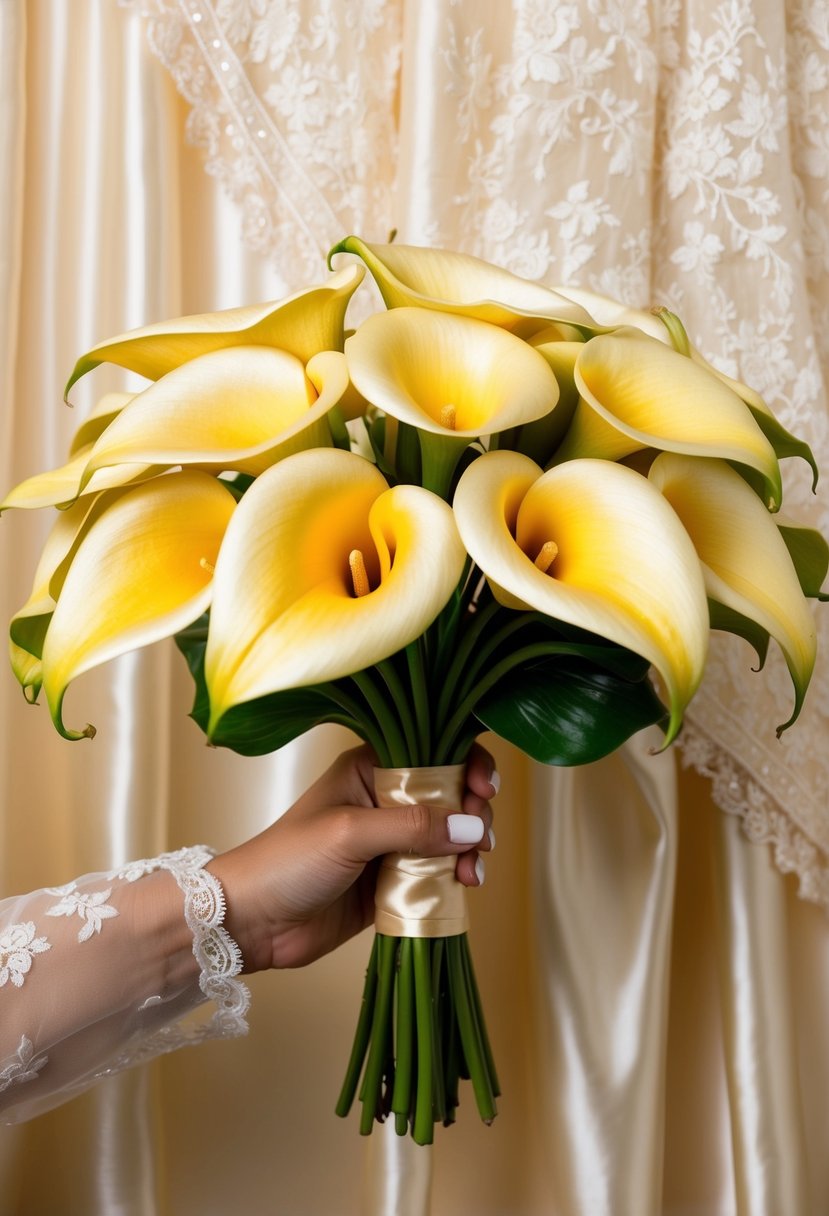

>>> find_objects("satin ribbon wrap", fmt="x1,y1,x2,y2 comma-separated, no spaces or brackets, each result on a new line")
373,765,469,938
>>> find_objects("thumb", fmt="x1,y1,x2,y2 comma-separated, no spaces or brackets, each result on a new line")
335,802,486,864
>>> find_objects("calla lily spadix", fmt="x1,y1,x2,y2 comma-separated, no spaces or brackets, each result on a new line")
205,448,466,736
330,236,597,338
453,450,710,744
648,453,817,732
77,347,351,491
41,471,236,740
64,264,364,399
345,307,560,494
554,328,783,508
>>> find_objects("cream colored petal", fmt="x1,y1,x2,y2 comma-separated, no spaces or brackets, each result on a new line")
559,328,782,507
81,347,349,485
330,236,596,335
205,449,465,729
1,446,158,511
69,391,135,455
345,307,559,437
453,450,709,742
41,471,236,738
553,286,671,342
65,265,364,397
649,453,817,730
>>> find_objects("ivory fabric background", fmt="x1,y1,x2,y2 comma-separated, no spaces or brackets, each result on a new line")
1,1,828,1213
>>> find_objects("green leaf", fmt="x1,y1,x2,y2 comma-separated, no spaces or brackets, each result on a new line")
475,658,667,766
707,599,770,669
174,615,341,756
778,523,829,600
748,409,819,492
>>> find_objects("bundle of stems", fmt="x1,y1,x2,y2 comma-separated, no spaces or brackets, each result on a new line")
335,931,499,1143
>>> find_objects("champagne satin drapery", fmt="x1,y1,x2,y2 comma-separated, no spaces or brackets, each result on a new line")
1,2,828,1213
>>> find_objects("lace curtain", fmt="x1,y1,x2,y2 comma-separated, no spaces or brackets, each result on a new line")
129,0,829,906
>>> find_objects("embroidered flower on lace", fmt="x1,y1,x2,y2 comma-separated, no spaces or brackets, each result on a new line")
45,884,119,943
0,923,51,989
0,1037,48,1093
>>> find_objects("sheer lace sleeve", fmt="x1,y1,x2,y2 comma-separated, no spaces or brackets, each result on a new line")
0,846,250,1124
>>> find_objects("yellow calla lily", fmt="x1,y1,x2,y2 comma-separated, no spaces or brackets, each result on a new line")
553,328,782,508
453,450,710,743
345,307,560,494
78,347,350,489
41,471,236,739
648,453,817,732
205,448,466,734
554,286,672,343
64,264,364,398
329,236,596,337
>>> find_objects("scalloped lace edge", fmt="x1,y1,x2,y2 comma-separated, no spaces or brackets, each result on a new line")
97,846,250,1078
678,724,829,914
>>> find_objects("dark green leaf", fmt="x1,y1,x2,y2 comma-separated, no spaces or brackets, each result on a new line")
174,615,342,756
475,658,667,766
778,523,829,600
707,599,769,669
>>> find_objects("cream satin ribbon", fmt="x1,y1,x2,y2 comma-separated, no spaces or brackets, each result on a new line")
373,765,469,938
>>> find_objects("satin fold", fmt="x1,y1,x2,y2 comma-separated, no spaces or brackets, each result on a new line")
373,766,469,937
532,730,679,1216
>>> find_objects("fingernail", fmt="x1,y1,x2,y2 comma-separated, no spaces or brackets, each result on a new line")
488,828,496,851
448,814,485,845
475,856,486,886
490,770,501,796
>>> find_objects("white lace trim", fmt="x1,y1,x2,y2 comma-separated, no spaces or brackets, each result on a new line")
679,722,829,914
117,845,251,1036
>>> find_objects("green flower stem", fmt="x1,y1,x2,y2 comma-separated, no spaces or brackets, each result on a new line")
434,598,503,736
335,936,379,1117
359,934,397,1134
377,658,420,766
453,614,539,707
412,938,435,1145
436,642,557,761
391,937,415,1135
447,936,497,1123
430,938,447,1124
417,430,468,500
317,685,391,766
405,640,431,763
349,669,409,767
461,935,500,1098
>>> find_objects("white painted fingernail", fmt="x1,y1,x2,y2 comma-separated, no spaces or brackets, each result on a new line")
488,828,496,851
490,770,501,796
448,814,485,845
475,856,486,886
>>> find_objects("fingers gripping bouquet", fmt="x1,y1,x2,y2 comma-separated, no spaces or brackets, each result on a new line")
5,238,827,1143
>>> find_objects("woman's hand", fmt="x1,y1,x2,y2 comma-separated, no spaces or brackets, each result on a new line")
209,744,498,972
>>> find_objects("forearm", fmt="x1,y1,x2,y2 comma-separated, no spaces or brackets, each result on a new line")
0,848,248,1123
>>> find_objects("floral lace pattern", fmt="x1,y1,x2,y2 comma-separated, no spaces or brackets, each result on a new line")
45,883,119,942
0,922,51,989
0,1037,48,1094
128,0,829,904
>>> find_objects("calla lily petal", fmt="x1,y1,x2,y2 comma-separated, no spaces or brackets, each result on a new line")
80,347,350,486
205,448,466,732
69,392,136,455
557,328,782,508
554,286,671,343
649,453,817,731
330,236,596,336
453,450,709,743
1,446,158,512
345,308,559,437
41,471,236,739
64,265,364,398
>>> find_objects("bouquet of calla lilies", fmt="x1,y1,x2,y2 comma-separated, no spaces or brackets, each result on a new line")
5,237,827,1143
